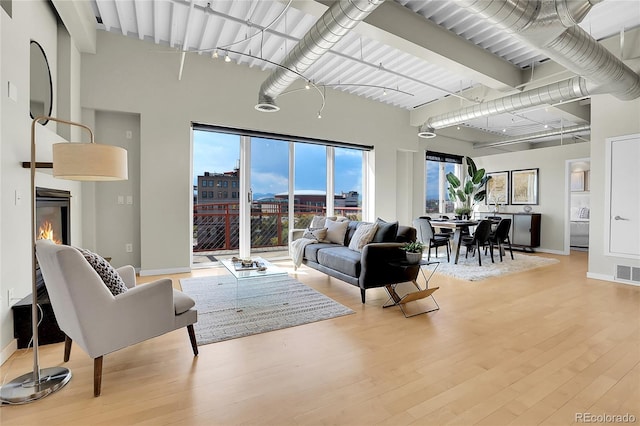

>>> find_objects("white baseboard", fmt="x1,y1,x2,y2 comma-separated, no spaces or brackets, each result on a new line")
1,339,17,366
535,248,567,255
586,272,640,286
139,267,190,277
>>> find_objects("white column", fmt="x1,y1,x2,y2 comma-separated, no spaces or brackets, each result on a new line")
326,146,335,216
239,136,251,258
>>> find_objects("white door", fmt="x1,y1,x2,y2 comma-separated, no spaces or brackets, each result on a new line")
608,134,640,257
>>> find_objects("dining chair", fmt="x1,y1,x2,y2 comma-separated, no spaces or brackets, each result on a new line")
489,218,514,261
461,219,494,266
413,218,450,262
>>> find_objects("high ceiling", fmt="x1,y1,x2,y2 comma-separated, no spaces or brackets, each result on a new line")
89,0,640,147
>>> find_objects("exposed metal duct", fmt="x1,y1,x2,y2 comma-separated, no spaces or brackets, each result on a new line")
256,0,384,112
473,124,591,149
423,76,590,131
419,0,640,137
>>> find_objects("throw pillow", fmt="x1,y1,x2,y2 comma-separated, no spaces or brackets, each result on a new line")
325,219,349,245
303,227,328,241
77,248,129,296
348,222,379,252
310,215,336,228
372,218,399,243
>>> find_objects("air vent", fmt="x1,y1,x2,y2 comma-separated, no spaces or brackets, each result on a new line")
615,265,640,284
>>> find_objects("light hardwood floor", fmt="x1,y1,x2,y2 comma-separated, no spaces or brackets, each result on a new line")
1,251,639,425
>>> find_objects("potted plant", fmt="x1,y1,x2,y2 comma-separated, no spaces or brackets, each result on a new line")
447,157,490,219
401,241,424,264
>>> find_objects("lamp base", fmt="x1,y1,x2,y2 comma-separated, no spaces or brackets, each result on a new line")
0,367,71,405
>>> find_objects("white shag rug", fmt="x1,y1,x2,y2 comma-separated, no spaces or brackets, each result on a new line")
428,251,559,281
180,274,354,345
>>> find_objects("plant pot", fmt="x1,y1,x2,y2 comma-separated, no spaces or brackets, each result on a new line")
405,251,422,264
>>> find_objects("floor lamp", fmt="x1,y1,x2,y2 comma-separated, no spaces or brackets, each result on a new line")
0,116,128,404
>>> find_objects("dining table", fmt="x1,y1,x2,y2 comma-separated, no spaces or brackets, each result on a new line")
430,219,479,264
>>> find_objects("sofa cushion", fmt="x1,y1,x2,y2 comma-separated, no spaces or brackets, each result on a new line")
173,289,195,314
372,218,399,243
317,247,362,277
310,215,336,228
325,219,349,245
304,243,339,263
348,222,378,252
344,221,360,246
303,227,328,241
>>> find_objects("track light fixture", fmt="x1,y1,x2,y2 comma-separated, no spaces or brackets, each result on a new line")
224,51,231,62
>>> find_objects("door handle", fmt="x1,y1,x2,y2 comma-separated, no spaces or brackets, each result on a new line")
248,189,253,203
614,215,629,221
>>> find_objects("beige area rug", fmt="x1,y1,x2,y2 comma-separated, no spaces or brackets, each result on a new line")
428,251,559,281
180,274,354,345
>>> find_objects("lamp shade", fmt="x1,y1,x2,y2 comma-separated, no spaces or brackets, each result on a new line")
53,142,128,181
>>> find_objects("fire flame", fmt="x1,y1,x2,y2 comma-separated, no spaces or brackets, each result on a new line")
38,220,61,244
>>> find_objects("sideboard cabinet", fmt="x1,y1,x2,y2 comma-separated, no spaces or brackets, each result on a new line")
477,212,541,251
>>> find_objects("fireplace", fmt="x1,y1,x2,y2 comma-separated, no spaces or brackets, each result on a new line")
34,187,71,297
12,187,71,348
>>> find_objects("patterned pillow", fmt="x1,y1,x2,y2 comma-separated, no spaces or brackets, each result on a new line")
348,222,379,252
310,215,336,228
77,248,128,296
303,227,328,241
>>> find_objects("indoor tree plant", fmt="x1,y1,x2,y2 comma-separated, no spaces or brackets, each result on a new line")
447,157,491,219
401,241,424,264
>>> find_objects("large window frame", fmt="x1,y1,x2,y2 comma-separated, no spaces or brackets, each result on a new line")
425,151,463,215
192,123,372,263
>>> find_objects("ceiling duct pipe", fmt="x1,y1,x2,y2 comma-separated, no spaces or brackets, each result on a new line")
255,0,384,112
473,124,591,149
418,0,640,137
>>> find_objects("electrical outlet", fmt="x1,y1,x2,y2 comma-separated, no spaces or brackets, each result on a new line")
8,288,14,307
126,195,133,205
125,130,132,139
126,243,133,253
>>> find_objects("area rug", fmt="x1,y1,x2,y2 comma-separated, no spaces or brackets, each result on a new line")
429,252,559,281
179,275,354,345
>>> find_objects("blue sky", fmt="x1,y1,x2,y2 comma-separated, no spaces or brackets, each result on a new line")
193,130,362,196
425,160,455,200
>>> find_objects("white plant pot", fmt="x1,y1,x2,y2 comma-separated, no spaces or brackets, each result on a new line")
405,251,422,264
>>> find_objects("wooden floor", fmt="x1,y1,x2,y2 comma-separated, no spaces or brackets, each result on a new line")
1,251,639,425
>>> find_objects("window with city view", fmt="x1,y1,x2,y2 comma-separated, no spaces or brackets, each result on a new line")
425,151,462,215
192,126,367,264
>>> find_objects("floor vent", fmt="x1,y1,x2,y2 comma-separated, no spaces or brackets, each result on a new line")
615,265,640,283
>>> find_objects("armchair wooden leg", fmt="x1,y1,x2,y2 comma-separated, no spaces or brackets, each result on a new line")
63,335,72,362
94,356,103,397
360,288,366,304
187,324,199,356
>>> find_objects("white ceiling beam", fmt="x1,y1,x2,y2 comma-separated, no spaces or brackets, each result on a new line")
153,1,160,45
178,1,196,80
288,0,523,90
133,0,144,40
52,0,97,53
169,2,177,48
112,0,127,36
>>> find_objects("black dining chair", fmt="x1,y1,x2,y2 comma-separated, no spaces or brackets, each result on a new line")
413,218,450,262
462,219,494,266
489,218,514,261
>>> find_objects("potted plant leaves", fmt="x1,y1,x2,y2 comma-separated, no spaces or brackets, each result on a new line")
401,241,424,264
447,157,490,219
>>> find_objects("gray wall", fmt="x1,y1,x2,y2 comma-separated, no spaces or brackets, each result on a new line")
0,0,84,355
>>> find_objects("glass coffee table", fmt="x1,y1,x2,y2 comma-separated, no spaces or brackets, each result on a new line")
220,257,288,312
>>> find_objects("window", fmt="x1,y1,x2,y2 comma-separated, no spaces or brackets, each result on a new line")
202,192,208,199
232,181,238,188
425,151,462,214
223,181,228,187
208,191,213,198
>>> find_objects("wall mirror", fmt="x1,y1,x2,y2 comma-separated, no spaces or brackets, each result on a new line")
30,40,53,125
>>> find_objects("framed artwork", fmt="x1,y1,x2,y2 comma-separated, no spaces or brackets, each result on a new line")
510,168,539,205
485,171,509,205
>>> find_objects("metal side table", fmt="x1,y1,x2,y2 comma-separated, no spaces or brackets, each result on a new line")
383,259,440,317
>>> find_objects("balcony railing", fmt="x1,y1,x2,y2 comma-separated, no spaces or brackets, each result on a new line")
193,201,361,252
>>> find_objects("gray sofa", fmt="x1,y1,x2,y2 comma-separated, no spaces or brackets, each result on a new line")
290,220,420,303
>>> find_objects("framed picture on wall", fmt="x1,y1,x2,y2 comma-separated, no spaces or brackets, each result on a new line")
510,168,539,205
485,171,509,205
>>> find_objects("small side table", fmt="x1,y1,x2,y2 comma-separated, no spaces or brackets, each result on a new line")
383,259,440,317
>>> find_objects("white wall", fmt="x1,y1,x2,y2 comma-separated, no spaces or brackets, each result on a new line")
588,94,640,281
81,31,420,274
0,0,84,353
475,142,590,253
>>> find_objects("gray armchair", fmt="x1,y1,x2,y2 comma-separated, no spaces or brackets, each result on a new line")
35,239,198,396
